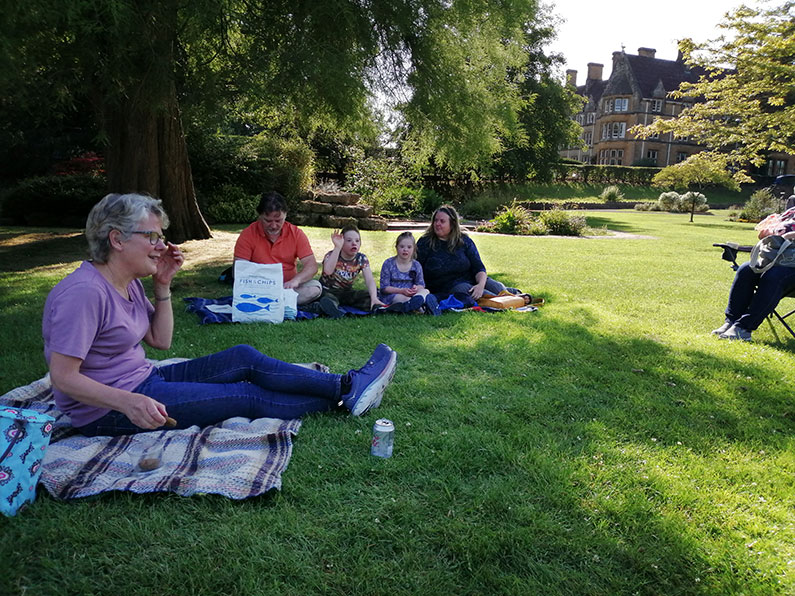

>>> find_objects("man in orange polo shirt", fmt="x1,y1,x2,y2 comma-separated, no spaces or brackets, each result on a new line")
234,191,322,305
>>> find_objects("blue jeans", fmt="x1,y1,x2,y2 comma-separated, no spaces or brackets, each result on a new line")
79,345,343,436
725,262,795,331
449,276,507,298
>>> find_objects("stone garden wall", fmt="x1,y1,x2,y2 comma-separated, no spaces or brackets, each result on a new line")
290,191,388,230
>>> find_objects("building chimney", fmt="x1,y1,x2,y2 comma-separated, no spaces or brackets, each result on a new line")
566,69,577,87
586,63,603,81
638,47,656,58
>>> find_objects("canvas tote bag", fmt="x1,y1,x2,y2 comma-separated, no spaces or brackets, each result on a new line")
232,260,285,323
0,407,55,516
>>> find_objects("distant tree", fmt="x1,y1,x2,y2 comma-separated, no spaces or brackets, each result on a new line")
652,152,742,192
677,192,708,223
1,1,544,241
632,2,795,178
488,13,585,182
652,152,738,221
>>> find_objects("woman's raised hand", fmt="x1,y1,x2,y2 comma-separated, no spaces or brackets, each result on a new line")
154,242,184,286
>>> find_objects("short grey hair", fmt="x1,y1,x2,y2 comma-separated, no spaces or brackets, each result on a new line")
85,193,169,263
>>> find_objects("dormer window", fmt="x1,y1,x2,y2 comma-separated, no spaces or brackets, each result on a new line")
586,112,595,124
614,98,629,112
651,99,663,113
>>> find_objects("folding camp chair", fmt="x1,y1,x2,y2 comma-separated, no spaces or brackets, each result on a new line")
713,242,795,340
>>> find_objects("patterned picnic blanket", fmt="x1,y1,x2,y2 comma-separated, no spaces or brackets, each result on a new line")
0,359,301,500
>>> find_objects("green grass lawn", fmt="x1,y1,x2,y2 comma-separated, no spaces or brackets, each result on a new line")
1,210,794,596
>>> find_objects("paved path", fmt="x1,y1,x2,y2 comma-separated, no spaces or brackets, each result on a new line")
386,219,654,239
387,220,477,232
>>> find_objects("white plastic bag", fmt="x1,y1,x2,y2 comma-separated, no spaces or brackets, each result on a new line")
283,288,298,320
232,260,284,323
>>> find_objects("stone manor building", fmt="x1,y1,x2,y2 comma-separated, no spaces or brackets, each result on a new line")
560,47,792,177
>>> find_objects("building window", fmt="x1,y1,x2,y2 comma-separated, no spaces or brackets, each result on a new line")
614,98,629,112
584,131,592,145
599,149,624,165
586,112,595,124
766,159,787,177
604,99,613,113
576,114,584,125
602,122,626,139
651,99,663,113
677,152,688,163
647,150,658,161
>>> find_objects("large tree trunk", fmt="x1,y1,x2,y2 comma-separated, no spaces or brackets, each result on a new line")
102,0,210,244
105,86,211,244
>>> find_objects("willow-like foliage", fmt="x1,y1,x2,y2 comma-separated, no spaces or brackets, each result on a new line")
1,0,545,238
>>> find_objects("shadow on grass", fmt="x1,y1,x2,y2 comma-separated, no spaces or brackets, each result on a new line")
0,229,85,272
2,237,793,595
582,216,646,233
166,258,793,593
357,315,792,594
689,221,758,235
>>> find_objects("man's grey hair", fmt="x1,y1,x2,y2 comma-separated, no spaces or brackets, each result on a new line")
85,193,169,263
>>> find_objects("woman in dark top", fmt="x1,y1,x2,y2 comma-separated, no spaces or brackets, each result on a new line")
416,205,514,301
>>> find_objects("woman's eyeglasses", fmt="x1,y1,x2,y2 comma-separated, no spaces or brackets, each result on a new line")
131,230,167,245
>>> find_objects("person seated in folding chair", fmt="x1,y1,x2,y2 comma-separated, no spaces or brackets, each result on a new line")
714,207,795,341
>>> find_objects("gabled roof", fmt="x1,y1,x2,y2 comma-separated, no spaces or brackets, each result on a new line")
623,54,706,98
576,78,608,109
570,49,719,109
603,66,634,96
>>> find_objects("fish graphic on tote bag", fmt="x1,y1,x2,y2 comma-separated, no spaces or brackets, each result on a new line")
232,262,284,323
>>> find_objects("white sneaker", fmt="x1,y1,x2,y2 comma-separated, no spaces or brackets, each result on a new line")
711,321,733,336
720,324,753,342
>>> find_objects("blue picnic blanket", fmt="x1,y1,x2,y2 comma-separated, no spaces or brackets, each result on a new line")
182,294,516,324
183,296,371,324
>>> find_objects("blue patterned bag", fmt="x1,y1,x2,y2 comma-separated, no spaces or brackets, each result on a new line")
0,406,55,516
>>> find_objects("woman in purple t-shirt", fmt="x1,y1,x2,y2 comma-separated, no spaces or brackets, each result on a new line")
43,193,398,436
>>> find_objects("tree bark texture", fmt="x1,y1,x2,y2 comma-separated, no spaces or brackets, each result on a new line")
103,0,210,243
105,87,211,244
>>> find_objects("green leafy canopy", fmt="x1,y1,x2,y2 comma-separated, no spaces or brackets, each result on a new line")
2,0,543,172
632,2,795,170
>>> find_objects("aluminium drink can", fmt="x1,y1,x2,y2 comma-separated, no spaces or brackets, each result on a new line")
370,418,394,458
